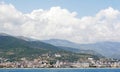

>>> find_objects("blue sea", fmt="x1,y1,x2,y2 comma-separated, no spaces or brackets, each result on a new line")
0,68,120,72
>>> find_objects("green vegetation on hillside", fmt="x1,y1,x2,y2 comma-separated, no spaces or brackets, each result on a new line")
0,35,100,62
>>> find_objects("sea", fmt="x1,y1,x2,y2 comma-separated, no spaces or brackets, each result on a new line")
0,68,120,72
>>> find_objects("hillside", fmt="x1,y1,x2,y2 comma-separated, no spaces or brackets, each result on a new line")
42,39,120,59
57,46,103,58
42,39,103,57
0,35,61,60
0,33,99,61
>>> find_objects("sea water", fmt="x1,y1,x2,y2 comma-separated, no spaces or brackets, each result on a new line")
0,68,120,72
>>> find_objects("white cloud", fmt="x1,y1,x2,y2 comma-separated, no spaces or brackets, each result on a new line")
0,3,120,44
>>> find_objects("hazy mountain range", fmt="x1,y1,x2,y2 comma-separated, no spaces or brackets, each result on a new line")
0,33,120,59
0,33,99,61
42,39,120,59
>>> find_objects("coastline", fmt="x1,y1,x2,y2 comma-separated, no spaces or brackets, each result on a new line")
0,68,120,69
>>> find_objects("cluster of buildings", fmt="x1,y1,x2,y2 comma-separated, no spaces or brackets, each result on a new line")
71,58,120,68
0,54,120,68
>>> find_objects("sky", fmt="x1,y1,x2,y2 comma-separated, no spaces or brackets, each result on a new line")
1,0,120,17
0,0,120,44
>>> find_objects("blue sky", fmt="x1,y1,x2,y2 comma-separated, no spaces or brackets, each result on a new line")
1,0,120,17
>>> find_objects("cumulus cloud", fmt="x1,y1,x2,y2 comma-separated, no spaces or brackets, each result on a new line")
0,3,120,44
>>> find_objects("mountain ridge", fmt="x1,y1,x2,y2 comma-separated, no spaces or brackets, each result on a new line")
0,33,99,61
42,39,120,59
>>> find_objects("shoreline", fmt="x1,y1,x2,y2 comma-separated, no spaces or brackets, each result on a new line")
0,68,120,69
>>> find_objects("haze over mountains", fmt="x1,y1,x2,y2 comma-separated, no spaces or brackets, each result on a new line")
43,39,120,59
0,33,99,61
0,33,120,59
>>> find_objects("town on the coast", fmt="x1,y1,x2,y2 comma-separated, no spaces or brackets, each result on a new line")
0,53,120,68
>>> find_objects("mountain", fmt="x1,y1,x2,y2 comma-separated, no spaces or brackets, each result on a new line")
16,36,37,41
42,39,120,59
0,35,61,60
0,33,98,61
42,39,80,48
0,35,60,51
76,42,120,59
42,39,103,58
57,46,103,58
0,33,10,36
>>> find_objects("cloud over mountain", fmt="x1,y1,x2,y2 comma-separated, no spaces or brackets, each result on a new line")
0,3,120,43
